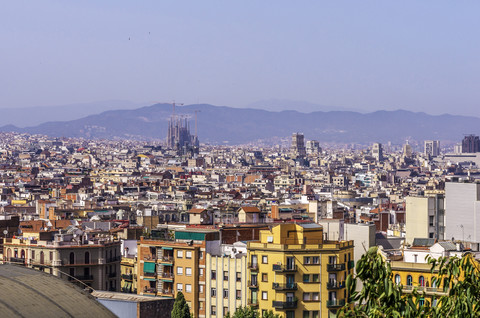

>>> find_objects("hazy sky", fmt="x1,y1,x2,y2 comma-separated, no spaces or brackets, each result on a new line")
2,1,480,116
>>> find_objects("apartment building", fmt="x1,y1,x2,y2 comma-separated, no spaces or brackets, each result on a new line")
137,228,220,318
205,242,248,317
247,223,354,318
4,230,121,291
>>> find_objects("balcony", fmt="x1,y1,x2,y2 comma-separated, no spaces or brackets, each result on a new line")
326,299,346,308
143,287,157,295
107,256,121,262
160,289,174,297
248,280,258,288
9,257,25,265
327,263,346,271
247,299,259,307
272,282,297,291
159,256,174,263
272,300,298,309
248,263,259,271
327,281,346,289
121,274,133,281
161,272,174,280
272,264,297,272
73,275,94,281
143,272,156,277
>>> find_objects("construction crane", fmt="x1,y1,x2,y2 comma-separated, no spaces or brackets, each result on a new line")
158,101,184,120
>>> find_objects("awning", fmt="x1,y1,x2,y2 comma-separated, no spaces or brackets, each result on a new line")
143,262,156,273
162,247,173,250
144,278,156,281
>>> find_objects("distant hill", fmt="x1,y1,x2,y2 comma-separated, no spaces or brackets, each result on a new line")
0,100,143,127
1,103,479,144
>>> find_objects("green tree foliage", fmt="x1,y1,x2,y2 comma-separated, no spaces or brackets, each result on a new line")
224,307,280,318
339,246,480,318
171,292,191,318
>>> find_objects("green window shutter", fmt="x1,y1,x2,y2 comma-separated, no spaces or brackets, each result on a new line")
143,262,156,273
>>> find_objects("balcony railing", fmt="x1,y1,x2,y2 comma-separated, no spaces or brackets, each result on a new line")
160,256,174,263
144,287,157,294
248,280,258,288
160,289,174,296
326,299,346,308
143,272,156,277
161,272,174,279
247,299,259,307
272,282,297,290
107,256,121,262
248,263,259,271
121,274,133,280
327,281,346,289
272,300,298,309
272,264,297,272
9,257,25,264
327,263,346,271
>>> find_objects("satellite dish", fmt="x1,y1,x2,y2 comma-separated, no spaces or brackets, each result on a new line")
200,218,204,222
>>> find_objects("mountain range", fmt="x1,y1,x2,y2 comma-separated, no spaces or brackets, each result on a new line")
1,103,479,144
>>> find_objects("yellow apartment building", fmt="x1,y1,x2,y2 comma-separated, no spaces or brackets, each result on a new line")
247,223,354,318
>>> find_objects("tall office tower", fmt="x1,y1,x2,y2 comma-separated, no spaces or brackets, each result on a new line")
402,142,412,158
306,140,321,155
462,135,480,153
291,133,306,158
424,140,440,157
445,182,480,243
371,142,384,161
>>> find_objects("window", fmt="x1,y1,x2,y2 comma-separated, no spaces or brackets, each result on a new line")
312,292,319,301
85,251,90,264
199,285,204,293
395,274,401,285
419,276,425,287
312,256,319,264
176,283,183,292
303,311,310,318
407,275,413,286
303,274,310,282
224,271,228,281
329,256,336,264
50,251,53,261
262,255,268,264
224,307,228,316
303,293,311,301
31,250,35,259
211,288,217,297
186,251,192,259
236,272,241,282
262,273,268,282
199,301,204,310
177,250,183,258
304,256,311,264
177,267,183,275
312,274,319,282
211,270,216,280
286,311,295,318
223,289,229,298
312,311,319,318
344,254,347,262
199,251,204,259
199,268,204,276
262,291,268,300
186,267,192,276
211,306,216,315
236,290,241,300
185,284,192,293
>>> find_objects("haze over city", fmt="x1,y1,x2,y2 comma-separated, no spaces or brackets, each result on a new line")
2,1,480,117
